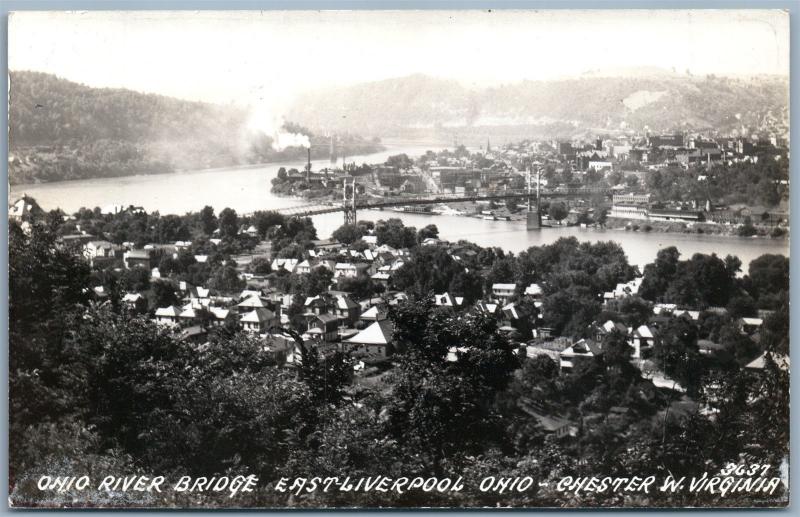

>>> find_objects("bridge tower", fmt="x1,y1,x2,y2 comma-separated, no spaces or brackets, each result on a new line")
526,166,542,230
343,178,357,226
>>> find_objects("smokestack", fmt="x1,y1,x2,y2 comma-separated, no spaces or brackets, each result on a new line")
306,147,311,180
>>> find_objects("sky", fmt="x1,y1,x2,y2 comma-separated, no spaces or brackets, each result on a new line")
9,9,790,108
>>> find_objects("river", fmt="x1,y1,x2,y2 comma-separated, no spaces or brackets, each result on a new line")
10,142,789,270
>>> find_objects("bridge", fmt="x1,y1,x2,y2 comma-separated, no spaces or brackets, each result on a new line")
274,185,612,222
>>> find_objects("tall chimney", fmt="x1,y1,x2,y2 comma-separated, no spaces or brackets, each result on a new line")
306,147,311,180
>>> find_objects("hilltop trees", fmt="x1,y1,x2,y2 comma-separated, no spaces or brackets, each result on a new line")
332,223,364,245
392,246,465,297
199,205,217,235
376,218,417,249
639,247,741,308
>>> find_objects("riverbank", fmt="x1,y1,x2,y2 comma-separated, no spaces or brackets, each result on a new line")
604,217,789,240
10,143,386,189
382,201,790,242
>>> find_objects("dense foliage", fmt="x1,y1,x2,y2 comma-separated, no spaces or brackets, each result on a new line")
8,214,789,508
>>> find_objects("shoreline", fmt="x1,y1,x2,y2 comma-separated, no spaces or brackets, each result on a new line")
360,206,790,243
9,145,387,190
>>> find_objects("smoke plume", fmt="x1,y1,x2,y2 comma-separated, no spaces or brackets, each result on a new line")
246,102,310,150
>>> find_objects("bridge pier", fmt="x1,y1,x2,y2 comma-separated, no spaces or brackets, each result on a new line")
526,209,542,230
343,178,357,226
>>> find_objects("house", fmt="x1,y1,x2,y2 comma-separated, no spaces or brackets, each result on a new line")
241,308,279,334
9,195,46,222
629,325,655,359
178,325,207,345
154,305,182,326
295,259,318,275
605,277,643,301
334,262,370,279
83,240,121,266
332,295,361,327
304,295,331,316
491,283,516,303
739,317,764,335
208,307,233,327
371,271,391,286
341,319,394,359
237,295,273,311
122,293,147,313
524,283,544,300
306,314,340,342
517,400,576,438
559,339,602,370
434,292,464,308
123,249,154,269
594,320,628,342
744,352,790,372
271,258,299,273
179,306,201,326
474,301,500,316
239,289,262,300
359,305,387,326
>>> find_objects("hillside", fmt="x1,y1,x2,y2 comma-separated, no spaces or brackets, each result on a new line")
287,73,789,141
8,72,381,185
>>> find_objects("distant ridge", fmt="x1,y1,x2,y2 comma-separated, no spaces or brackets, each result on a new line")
287,72,789,138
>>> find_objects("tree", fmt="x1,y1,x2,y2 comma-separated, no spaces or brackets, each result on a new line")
332,224,363,245
375,218,417,249
625,175,640,188
253,211,285,239
336,275,380,300
746,254,789,307
148,280,178,310
726,294,757,319
392,246,464,296
386,299,518,473
199,205,217,235
302,267,334,297
542,285,601,337
760,292,789,355
155,214,190,243
385,154,413,171
560,166,573,185
639,247,681,301
9,221,91,473
208,265,245,292
548,202,568,223
484,255,516,290
416,224,439,243
119,267,151,292
247,257,272,274
297,345,351,405
448,270,484,305
218,207,238,238
653,316,704,394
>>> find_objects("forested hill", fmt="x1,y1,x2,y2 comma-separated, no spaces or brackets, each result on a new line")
287,72,789,139
8,72,381,185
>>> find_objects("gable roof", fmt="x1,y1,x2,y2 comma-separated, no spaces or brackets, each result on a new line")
492,283,517,291
241,308,276,323
155,305,182,317
345,319,394,346
524,283,543,296
238,295,270,308
335,295,359,310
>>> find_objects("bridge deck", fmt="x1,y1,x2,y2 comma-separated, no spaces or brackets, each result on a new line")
272,188,611,217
